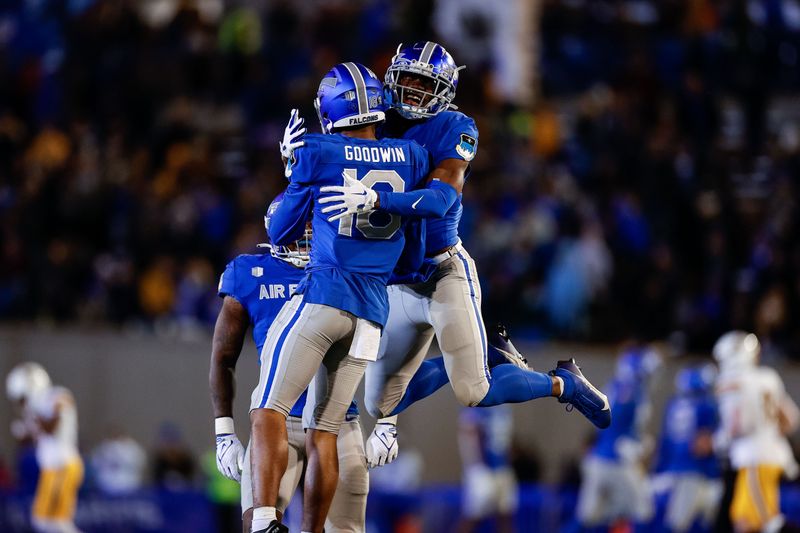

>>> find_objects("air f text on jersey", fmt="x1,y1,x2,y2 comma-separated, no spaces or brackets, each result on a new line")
259,284,298,300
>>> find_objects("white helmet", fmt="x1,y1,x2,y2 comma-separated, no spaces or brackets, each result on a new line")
6,362,51,403
712,331,760,370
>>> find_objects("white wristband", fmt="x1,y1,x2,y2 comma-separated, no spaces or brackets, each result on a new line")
215,417,235,435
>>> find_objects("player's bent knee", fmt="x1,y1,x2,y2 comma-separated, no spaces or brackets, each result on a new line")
338,452,369,496
452,380,488,407
250,406,289,426
251,405,289,421
249,408,289,440
308,424,341,441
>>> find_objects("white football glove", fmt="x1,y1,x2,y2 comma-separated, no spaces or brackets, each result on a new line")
366,421,398,468
215,418,245,482
279,109,306,178
319,172,377,222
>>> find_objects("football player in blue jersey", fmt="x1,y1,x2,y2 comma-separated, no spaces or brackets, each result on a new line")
209,196,368,533
248,62,432,533
652,364,721,533
458,405,518,533
576,346,661,529
282,42,611,470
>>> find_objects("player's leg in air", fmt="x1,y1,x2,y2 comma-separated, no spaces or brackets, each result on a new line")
366,325,529,467
361,266,611,467
426,247,608,422
359,257,607,420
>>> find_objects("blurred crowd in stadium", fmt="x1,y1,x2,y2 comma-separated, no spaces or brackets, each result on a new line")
3,0,800,358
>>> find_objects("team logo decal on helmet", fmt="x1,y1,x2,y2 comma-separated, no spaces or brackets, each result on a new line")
315,62,385,134
384,41,465,119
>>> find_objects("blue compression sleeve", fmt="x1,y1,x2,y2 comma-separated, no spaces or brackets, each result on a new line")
478,365,553,406
376,179,458,218
389,357,449,416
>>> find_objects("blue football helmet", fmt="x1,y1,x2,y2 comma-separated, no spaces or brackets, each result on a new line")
314,62,385,134
615,347,661,383
262,192,311,268
384,41,464,119
675,364,716,395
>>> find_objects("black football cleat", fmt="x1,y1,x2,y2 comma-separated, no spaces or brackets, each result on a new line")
253,521,289,533
487,324,529,370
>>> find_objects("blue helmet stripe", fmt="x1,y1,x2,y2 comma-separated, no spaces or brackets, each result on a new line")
419,41,436,65
343,62,368,115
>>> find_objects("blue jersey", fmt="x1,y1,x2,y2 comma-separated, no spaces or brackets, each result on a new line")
591,378,649,460
269,133,431,327
381,110,479,254
218,253,358,418
460,405,513,470
655,393,719,477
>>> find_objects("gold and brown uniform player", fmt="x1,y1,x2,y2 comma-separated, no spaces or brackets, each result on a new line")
714,332,799,533
7,362,83,533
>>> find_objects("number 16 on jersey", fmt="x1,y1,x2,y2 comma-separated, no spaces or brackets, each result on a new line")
337,169,406,240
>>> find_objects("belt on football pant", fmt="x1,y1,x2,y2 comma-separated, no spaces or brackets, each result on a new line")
429,240,464,265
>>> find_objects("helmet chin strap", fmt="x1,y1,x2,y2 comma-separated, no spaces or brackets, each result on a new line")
283,254,308,268
259,243,309,268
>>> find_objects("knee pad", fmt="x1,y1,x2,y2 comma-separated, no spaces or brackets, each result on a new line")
338,452,369,496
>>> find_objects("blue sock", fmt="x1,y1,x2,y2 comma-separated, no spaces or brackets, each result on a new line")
477,364,553,406
389,357,449,416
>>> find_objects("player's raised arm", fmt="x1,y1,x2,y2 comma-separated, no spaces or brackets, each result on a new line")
268,183,313,247
270,136,317,245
